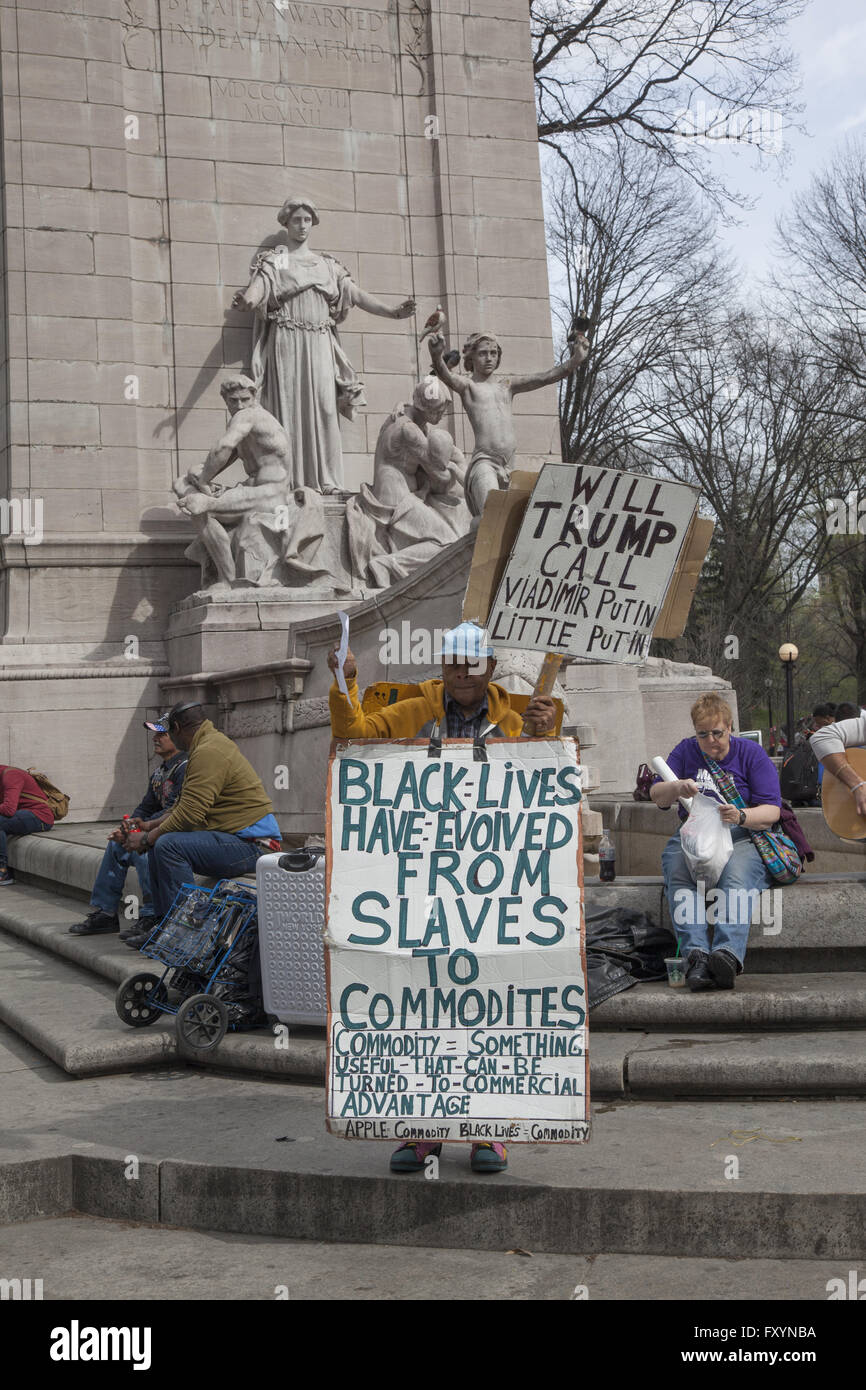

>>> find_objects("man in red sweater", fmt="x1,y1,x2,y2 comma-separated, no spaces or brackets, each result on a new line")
0,766,54,885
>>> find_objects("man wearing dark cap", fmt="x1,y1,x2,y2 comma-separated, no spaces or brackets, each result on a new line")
69,714,187,940
124,701,280,923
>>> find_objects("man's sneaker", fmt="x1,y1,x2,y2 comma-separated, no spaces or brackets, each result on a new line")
389,1141,442,1173
470,1142,507,1173
68,910,119,936
120,915,157,942
708,949,739,989
0,867,14,886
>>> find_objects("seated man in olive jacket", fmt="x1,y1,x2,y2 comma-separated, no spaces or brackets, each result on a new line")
124,701,281,941
327,620,557,1176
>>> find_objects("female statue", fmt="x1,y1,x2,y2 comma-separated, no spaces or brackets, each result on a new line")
232,196,415,494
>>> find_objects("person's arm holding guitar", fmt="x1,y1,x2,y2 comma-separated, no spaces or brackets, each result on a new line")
811,715,866,825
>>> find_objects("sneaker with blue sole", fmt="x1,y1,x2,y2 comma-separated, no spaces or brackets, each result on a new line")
470,1142,507,1173
390,1141,442,1173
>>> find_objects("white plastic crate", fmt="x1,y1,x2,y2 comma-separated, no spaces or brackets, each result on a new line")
256,849,327,1027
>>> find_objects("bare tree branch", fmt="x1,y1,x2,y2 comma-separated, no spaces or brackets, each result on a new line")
533,0,807,211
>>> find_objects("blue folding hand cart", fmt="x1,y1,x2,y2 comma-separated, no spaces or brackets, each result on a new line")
114,878,262,1050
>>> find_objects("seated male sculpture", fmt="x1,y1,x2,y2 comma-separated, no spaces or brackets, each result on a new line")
174,375,326,588
345,374,470,587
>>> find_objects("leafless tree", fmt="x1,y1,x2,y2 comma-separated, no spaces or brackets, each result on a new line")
635,312,858,712
546,144,733,466
532,0,807,210
774,139,866,693
775,138,866,389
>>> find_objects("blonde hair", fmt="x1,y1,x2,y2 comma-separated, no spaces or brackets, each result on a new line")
691,693,733,728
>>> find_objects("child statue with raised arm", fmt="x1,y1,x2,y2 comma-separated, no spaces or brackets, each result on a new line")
429,329,589,516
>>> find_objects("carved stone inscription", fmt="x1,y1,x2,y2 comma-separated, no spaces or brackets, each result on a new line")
163,0,392,65
211,77,351,125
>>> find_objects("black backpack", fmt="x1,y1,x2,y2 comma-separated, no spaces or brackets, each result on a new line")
779,742,819,805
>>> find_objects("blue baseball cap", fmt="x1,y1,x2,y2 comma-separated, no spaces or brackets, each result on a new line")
143,712,171,732
436,621,495,661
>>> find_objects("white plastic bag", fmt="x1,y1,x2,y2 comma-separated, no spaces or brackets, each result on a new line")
679,793,733,888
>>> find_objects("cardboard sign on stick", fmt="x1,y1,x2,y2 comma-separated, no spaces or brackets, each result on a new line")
653,513,714,640
325,737,589,1144
463,470,538,627
477,463,702,663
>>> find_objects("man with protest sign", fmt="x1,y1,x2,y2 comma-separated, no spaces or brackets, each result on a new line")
327,620,563,1172
327,620,557,746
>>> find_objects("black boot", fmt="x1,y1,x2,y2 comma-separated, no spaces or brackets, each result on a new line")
685,950,716,992
708,949,739,989
120,915,157,942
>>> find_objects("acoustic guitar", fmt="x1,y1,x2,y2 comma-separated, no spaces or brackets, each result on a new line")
821,747,866,840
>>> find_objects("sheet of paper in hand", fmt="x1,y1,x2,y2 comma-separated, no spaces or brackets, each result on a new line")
325,737,588,1144
486,463,701,663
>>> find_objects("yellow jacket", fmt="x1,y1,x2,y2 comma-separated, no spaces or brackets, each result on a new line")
329,676,536,740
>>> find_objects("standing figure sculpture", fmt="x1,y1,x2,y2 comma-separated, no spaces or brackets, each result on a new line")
232,196,416,495
429,330,589,517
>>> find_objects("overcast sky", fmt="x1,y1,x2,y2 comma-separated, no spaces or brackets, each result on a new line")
710,0,865,287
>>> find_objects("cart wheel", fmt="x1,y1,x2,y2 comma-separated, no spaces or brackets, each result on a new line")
176,994,228,1051
115,973,165,1028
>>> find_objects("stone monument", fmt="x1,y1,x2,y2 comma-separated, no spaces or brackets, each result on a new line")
0,0,562,816
0,1,732,821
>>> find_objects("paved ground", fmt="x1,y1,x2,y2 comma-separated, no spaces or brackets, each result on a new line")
3,1019,866,1286
4,1021,865,1195
0,1214,848,1301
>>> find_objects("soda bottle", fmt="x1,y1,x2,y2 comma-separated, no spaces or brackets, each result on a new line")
599,828,616,882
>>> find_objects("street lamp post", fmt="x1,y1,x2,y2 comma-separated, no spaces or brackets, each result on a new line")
779,643,799,751
764,677,774,748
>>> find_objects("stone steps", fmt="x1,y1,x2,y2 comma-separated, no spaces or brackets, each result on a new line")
4,924,866,1094
0,927,324,1080
584,876,866,973
3,826,866,1097
10,827,866,971
4,881,866,1032
2,884,866,1093
4,1044,866,1260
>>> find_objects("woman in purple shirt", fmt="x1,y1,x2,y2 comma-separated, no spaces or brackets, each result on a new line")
650,694,782,991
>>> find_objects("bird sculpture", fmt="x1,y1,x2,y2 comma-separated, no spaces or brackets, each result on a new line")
418,304,446,342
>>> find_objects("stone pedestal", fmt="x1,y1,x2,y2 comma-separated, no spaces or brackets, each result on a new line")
166,584,371,677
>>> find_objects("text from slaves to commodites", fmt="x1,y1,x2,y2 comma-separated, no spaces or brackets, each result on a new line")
326,742,589,1144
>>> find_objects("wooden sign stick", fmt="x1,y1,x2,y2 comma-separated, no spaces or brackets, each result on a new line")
521,652,563,735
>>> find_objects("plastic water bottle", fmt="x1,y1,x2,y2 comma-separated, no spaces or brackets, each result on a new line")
599,828,616,882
